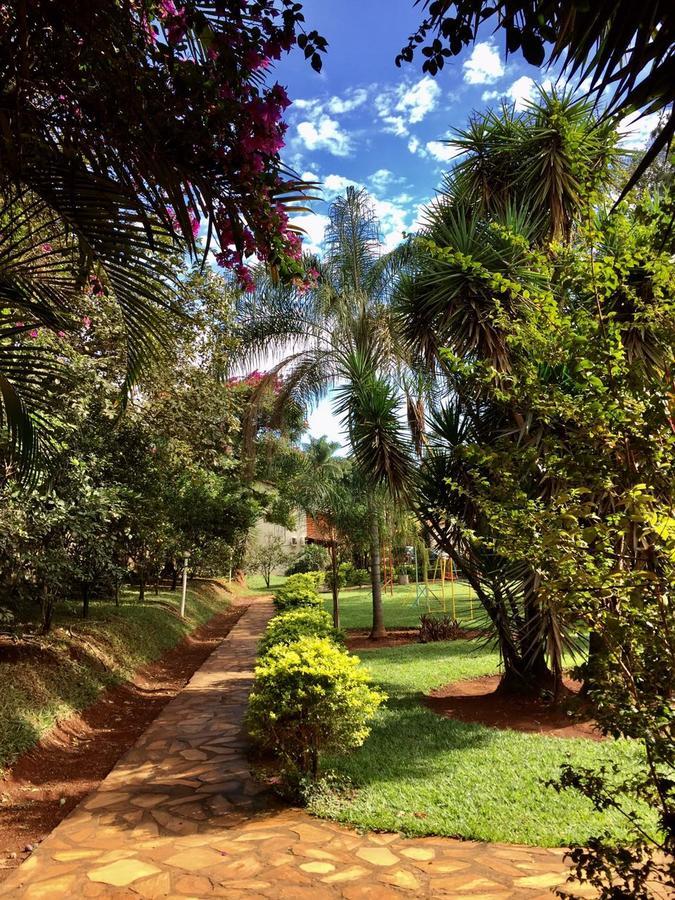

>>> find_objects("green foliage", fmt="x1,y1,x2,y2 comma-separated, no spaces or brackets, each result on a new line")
247,636,384,778
402,94,674,894
285,544,329,575
418,614,461,643
349,568,370,588
258,608,343,655
246,537,290,590
273,573,323,612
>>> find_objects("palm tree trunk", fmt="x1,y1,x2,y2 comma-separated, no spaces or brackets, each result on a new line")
368,498,386,640
330,541,340,629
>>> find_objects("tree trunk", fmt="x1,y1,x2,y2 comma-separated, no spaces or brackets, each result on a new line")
41,584,54,634
368,500,386,640
583,629,606,696
330,541,340,629
138,569,145,603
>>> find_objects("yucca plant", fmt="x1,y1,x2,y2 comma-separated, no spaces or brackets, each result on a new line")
398,1,673,194
395,91,622,694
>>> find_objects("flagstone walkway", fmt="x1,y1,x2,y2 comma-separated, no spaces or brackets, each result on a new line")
0,598,580,899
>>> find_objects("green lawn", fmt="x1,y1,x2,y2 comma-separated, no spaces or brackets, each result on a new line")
243,574,288,593
309,640,655,847
324,581,486,630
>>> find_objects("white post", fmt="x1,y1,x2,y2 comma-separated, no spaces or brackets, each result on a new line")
180,551,190,618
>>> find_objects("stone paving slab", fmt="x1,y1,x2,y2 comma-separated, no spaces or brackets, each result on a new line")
0,598,576,899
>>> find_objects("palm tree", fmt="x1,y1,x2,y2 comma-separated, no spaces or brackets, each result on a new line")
395,90,620,694
235,187,415,638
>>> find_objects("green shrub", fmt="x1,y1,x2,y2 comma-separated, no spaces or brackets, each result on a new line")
326,561,351,592
274,573,323,612
247,636,385,779
274,577,321,612
285,545,329,576
259,607,343,654
349,567,369,587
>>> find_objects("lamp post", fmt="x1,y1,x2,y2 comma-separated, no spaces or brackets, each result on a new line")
180,550,191,618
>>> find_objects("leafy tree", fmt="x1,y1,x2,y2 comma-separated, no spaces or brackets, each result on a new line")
235,188,416,638
246,536,290,588
400,90,620,694
0,1,326,470
402,90,674,894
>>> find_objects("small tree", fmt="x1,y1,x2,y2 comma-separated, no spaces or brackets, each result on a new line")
246,537,289,588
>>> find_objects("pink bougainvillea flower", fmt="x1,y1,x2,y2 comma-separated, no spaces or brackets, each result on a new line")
82,315,92,330
29,328,39,338
41,243,52,253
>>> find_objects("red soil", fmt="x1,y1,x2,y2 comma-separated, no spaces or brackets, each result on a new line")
345,627,485,651
0,604,245,883
425,674,604,740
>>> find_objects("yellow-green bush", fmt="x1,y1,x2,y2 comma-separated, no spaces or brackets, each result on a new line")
247,636,384,778
273,573,323,612
258,607,342,655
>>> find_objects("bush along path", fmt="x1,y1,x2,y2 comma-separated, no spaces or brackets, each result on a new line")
0,596,576,899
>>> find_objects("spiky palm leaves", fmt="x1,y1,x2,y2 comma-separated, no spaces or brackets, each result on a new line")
398,1,673,193
395,92,617,692
236,187,415,500
236,187,416,637
0,183,178,478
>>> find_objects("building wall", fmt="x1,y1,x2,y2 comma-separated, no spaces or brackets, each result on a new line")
250,509,308,573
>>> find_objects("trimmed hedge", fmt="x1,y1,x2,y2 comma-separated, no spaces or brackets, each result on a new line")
259,607,343,655
273,573,323,612
247,636,384,778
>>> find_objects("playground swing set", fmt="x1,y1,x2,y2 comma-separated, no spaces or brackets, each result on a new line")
379,542,474,621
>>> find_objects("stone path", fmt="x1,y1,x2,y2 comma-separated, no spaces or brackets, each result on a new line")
0,598,581,899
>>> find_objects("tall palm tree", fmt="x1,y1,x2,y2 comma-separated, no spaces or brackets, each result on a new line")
395,90,620,694
235,187,415,638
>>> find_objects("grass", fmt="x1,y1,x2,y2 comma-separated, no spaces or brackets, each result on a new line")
0,581,232,775
242,573,288,594
309,639,656,847
324,580,484,630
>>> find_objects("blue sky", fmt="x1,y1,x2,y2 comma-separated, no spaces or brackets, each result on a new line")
266,0,658,447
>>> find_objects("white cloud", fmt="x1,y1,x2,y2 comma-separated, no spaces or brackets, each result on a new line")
369,169,399,193
291,212,330,255
296,115,352,156
371,196,412,252
307,395,348,450
395,76,440,124
463,41,504,85
323,173,361,196
426,140,463,162
506,76,536,110
380,114,409,136
407,136,424,156
327,88,369,115
300,170,319,183
482,77,552,110
619,112,661,150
